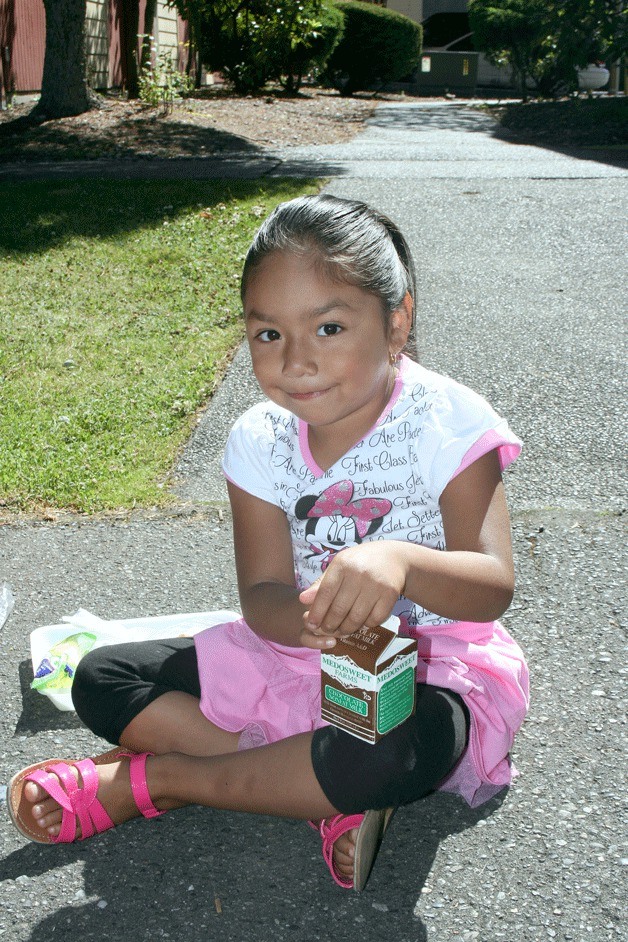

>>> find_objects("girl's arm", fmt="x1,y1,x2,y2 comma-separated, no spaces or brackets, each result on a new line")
301,450,515,643
227,480,335,649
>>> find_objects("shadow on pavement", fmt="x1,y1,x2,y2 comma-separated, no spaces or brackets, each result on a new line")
14,660,84,736
369,101,628,171
0,156,348,183
489,99,628,171
492,131,628,172
0,790,507,941
370,105,497,134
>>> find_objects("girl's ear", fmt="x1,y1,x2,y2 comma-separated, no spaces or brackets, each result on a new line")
389,292,413,355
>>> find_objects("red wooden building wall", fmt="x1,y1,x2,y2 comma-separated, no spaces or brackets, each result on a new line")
0,0,45,95
108,0,148,88
0,0,186,97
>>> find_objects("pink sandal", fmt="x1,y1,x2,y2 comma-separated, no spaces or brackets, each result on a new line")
7,748,165,845
312,807,396,891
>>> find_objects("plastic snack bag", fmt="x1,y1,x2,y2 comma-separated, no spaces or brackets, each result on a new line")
0,583,15,631
31,631,97,692
30,608,242,711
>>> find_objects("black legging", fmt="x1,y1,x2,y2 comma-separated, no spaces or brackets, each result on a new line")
72,638,469,815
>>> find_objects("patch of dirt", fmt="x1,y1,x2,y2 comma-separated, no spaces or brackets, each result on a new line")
0,87,394,161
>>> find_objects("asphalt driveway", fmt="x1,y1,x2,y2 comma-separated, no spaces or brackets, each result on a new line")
1,100,626,942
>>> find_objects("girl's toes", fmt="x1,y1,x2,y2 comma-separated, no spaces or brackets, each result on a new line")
32,801,64,830
23,780,46,803
334,828,357,859
39,817,61,838
20,770,77,837
31,796,60,820
334,857,354,878
333,826,358,879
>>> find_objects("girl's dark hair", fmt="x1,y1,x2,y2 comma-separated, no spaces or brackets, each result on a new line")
241,194,416,345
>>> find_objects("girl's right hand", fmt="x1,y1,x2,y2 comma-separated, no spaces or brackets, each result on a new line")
301,450,517,643
298,542,408,647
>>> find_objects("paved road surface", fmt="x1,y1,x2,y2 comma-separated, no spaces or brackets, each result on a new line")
1,102,626,942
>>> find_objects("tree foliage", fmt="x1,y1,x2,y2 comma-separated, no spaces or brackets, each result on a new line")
323,0,422,96
269,0,345,94
173,0,344,94
469,0,628,97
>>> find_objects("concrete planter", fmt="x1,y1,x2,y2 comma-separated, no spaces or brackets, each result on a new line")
577,64,610,90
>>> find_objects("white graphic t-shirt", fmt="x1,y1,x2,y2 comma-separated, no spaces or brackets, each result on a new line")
222,356,521,631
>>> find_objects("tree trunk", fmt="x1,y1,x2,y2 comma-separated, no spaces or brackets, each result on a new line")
140,0,158,72
34,0,91,118
120,0,141,99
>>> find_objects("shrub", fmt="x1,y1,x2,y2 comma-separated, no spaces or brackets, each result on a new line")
469,0,628,98
323,0,422,95
137,37,194,113
269,0,346,94
178,0,344,94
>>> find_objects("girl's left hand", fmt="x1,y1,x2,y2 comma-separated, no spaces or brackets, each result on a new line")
299,542,408,647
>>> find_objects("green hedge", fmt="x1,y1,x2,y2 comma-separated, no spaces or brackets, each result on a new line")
189,0,344,94
272,0,346,93
324,0,422,94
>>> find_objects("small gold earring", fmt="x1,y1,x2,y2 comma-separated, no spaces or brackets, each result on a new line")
389,351,399,366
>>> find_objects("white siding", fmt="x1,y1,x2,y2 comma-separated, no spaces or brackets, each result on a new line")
477,54,515,89
155,3,180,64
85,0,108,89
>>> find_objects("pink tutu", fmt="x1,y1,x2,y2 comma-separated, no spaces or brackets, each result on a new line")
194,616,529,807
194,618,326,750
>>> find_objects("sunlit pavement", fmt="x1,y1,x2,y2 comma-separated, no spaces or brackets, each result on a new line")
1,100,626,942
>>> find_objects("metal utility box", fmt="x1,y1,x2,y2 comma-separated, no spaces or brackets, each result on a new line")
411,50,479,96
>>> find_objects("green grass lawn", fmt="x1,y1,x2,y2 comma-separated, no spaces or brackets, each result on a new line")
0,178,317,513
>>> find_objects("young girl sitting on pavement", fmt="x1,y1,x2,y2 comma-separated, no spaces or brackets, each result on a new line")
9,194,529,892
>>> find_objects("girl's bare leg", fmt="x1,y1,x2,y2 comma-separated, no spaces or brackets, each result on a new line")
24,692,334,823
23,692,358,878
119,691,242,757
23,691,240,831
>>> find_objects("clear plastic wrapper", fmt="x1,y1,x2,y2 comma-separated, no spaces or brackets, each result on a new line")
30,608,241,711
0,583,15,630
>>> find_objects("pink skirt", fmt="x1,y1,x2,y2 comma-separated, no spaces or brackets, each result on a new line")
194,616,529,806
194,618,325,750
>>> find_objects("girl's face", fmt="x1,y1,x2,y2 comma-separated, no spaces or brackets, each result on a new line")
243,250,410,455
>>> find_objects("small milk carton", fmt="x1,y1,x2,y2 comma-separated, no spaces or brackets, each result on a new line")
321,615,418,744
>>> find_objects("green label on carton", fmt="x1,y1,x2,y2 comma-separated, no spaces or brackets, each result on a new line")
377,667,415,734
325,685,368,717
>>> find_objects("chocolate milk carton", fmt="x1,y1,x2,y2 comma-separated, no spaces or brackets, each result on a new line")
321,615,418,744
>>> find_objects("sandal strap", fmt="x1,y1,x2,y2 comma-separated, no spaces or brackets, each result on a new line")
72,759,115,838
318,813,365,889
320,813,365,846
25,760,115,843
22,750,164,843
123,752,165,820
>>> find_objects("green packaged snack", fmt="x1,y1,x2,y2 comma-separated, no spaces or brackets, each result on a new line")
31,632,97,692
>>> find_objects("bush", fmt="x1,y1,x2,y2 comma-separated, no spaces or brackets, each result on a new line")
469,0,628,98
179,0,344,94
323,0,422,95
137,37,194,113
269,0,345,93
